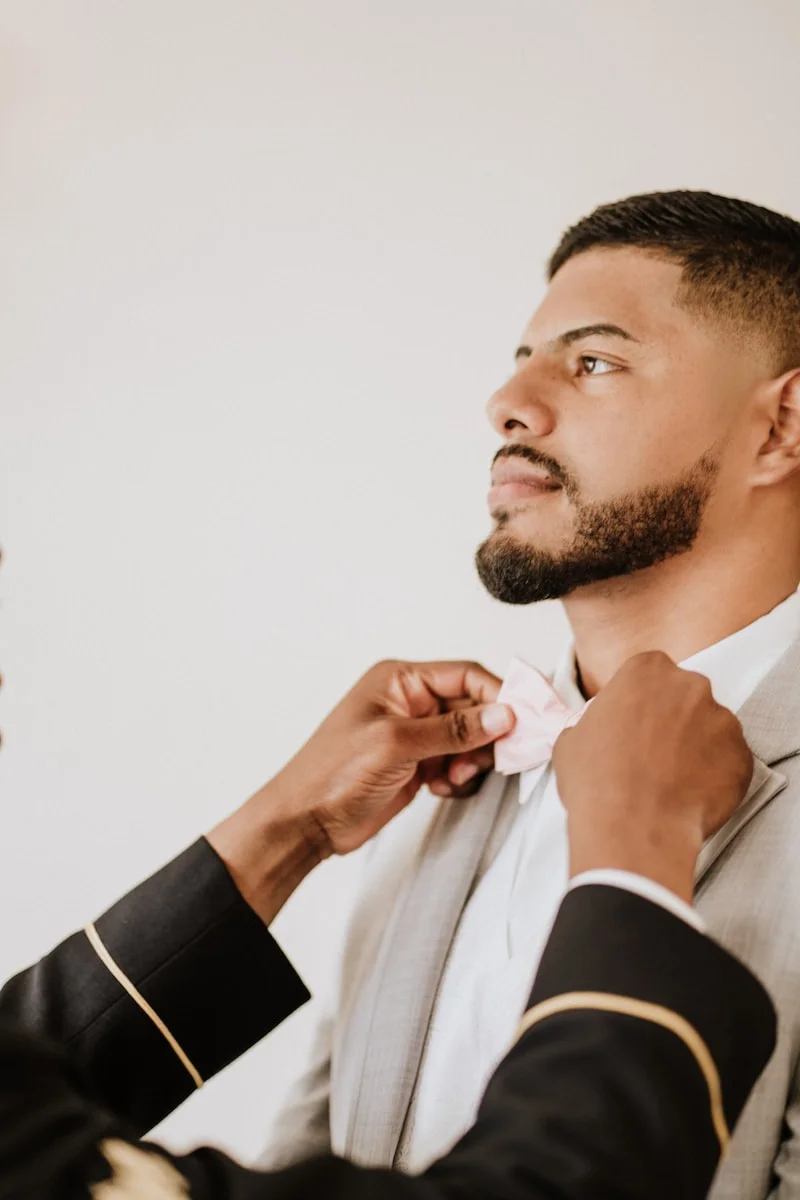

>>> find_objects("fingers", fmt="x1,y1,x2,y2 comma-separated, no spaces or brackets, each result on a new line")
395,701,514,761
447,747,495,786
420,746,495,798
430,770,491,799
399,661,503,708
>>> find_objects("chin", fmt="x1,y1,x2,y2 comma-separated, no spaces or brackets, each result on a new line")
488,511,568,553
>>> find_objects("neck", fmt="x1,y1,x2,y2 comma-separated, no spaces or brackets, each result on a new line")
564,538,800,698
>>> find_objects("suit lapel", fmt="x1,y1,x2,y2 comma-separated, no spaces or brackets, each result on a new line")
342,770,508,1167
696,635,800,886
695,756,787,886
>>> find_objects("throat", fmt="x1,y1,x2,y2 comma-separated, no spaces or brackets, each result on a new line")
565,557,800,696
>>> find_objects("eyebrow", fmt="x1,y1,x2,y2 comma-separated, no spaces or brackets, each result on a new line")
514,323,640,360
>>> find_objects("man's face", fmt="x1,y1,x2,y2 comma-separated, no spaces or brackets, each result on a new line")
476,247,759,604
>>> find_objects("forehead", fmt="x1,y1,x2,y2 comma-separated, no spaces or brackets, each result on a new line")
523,248,689,346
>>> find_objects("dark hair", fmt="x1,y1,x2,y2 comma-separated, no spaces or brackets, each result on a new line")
548,190,800,372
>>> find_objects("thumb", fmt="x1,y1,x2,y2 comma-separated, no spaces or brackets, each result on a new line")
396,703,515,761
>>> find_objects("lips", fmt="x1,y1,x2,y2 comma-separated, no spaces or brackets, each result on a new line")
491,463,558,488
488,463,561,511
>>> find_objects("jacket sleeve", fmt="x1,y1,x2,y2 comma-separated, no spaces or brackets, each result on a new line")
0,885,777,1200
0,837,310,1135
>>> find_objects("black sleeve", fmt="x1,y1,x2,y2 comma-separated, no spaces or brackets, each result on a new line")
0,838,310,1135
0,886,776,1200
423,885,776,1200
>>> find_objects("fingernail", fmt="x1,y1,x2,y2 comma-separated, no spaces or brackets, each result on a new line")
481,703,514,736
450,762,479,786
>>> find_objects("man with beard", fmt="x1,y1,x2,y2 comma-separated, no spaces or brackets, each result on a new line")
260,190,800,1200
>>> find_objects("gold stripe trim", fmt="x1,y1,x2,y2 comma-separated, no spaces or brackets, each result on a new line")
514,990,730,1154
84,922,204,1090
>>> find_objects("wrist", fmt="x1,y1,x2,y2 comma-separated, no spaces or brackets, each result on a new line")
568,817,701,906
207,777,327,927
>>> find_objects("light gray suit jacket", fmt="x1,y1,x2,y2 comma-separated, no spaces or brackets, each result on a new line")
261,637,800,1198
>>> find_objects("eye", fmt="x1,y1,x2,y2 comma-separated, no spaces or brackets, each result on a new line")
578,355,613,376
578,355,617,376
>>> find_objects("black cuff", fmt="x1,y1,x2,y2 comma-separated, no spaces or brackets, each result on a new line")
80,838,310,1131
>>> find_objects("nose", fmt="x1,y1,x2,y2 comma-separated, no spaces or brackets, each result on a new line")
486,360,556,441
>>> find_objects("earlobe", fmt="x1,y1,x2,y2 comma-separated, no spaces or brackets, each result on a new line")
755,370,800,481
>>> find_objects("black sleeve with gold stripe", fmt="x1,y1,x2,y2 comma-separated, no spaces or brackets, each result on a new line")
524,885,774,1151
421,885,777,1200
0,884,778,1200
0,838,310,1135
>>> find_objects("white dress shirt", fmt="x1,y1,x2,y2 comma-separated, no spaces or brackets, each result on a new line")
398,590,800,1173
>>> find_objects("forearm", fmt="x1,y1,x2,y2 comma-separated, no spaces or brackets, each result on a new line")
207,773,325,926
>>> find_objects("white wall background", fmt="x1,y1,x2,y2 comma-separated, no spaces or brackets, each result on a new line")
1,0,799,1162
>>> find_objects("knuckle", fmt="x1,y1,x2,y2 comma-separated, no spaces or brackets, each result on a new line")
551,728,572,763
735,728,752,761
684,669,712,697
374,657,401,674
626,650,672,676
448,708,472,746
363,659,398,687
643,649,671,665
640,649,671,667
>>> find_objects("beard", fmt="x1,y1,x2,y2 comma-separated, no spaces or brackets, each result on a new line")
475,448,720,605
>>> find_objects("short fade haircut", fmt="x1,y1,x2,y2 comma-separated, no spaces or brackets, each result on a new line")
548,190,800,373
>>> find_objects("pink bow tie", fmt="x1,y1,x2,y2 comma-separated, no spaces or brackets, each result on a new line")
494,657,586,775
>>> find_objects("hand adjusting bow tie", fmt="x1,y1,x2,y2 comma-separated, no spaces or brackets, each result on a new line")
493,657,586,775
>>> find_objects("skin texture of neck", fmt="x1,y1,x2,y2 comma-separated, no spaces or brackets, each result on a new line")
565,518,800,698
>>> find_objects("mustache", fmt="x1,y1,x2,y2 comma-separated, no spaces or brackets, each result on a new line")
491,443,573,491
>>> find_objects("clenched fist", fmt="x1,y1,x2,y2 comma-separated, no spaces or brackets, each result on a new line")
553,651,753,902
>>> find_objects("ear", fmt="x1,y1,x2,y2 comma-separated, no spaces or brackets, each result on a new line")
753,369,800,485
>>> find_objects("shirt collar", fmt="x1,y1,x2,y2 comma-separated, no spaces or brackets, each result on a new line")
517,588,800,806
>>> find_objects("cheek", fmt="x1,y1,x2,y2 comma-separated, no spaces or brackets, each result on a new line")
566,407,716,503
560,422,660,502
